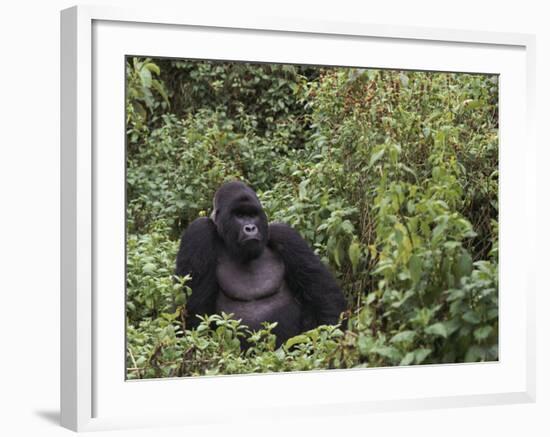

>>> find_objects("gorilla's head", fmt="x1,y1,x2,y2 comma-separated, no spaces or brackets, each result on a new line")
211,181,269,261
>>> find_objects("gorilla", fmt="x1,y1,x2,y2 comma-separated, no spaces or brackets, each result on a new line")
175,181,346,346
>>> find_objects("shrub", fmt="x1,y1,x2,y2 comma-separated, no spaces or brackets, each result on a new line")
126,58,498,379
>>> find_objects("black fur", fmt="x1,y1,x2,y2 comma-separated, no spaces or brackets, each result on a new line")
175,181,347,344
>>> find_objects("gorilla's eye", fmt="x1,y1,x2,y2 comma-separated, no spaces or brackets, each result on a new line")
234,207,257,218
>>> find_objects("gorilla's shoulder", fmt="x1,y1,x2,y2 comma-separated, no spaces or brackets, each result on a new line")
268,222,311,255
177,217,219,264
268,222,301,240
184,216,217,235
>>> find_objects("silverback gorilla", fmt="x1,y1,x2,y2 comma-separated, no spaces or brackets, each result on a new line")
175,181,346,346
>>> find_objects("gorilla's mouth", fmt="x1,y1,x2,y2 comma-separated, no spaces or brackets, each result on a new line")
238,237,264,260
240,236,262,243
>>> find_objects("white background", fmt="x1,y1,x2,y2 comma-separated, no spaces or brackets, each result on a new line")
0,1,546,436
93,18,529,422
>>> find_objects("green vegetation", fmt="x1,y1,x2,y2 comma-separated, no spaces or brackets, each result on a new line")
126,58,498,379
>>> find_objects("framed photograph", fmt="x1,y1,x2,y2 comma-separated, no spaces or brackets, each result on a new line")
61,5,536,432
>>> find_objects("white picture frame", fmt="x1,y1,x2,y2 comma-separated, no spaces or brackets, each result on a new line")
60,5,536,432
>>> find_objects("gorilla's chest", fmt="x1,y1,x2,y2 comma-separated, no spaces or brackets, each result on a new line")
215,248,301,335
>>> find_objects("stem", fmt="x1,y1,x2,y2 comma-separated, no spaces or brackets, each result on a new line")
127,346,141,379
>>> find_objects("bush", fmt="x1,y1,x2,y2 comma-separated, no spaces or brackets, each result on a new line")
126,59,498,379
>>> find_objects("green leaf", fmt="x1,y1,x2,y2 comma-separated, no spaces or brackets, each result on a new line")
333,244,342,268
348,241,361,273
474,325,493,342
443,318,461,336
144,62,160,75
371,346,401,362
445,289,466,301
298,180,308,200
341,220,354,234
400,352,415,366
275,348,285,360
142,263,156,274
464,99,483,110
425,322,448,338
390,330,416,344
369,148,385,167
151,81,170,105
285,334,309,349
431,222,446,242
454,251,473,280
462,311,481,324
434,130,446,147
357,335,371,356
409,254,422,286
465,345,485,362
139,67,152,87
415,348,432,364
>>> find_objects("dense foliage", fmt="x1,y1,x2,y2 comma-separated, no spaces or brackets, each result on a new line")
126,57,498,379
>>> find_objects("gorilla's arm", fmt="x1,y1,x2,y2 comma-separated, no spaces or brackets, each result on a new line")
175,217,219,329
268,223,347,326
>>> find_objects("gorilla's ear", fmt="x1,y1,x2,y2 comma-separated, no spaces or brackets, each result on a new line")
211,193,218,223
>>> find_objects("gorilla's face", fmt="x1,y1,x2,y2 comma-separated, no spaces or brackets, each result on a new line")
212,181,268,261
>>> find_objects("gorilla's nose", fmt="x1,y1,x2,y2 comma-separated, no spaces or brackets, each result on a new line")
243,224,258,236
